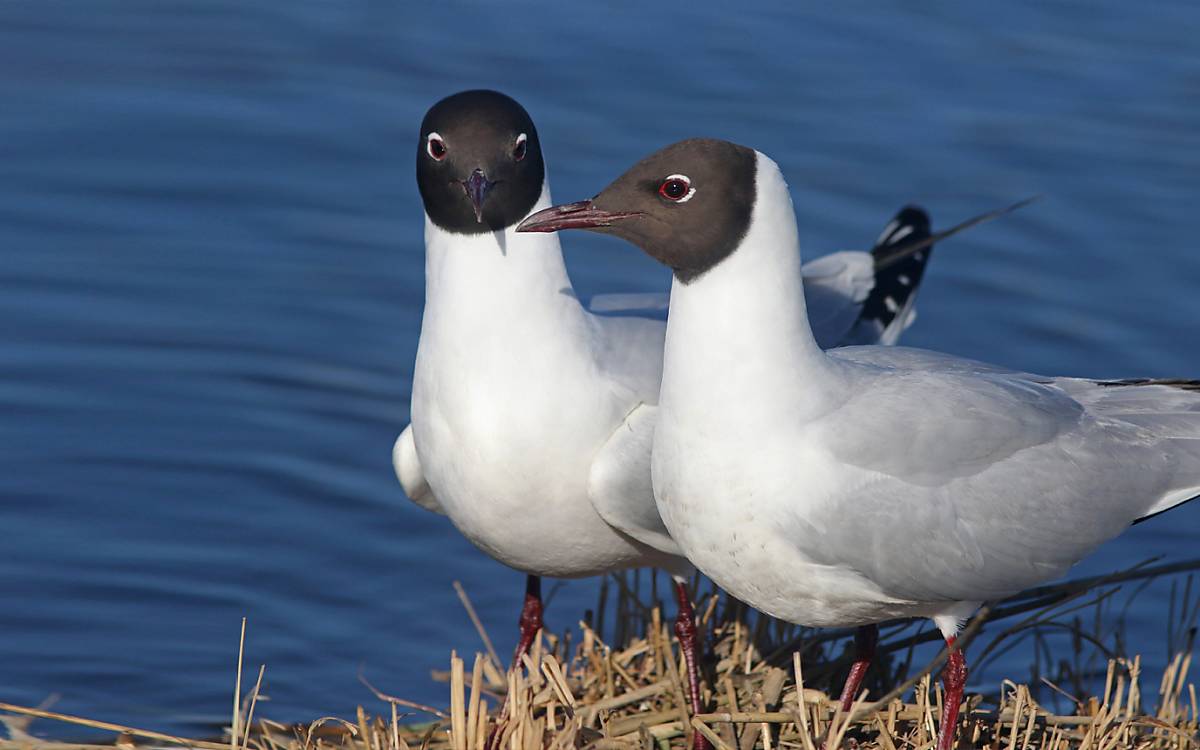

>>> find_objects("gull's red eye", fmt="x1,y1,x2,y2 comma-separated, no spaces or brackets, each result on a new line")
426,133,447,161
513,133,528,162
658,174,694,203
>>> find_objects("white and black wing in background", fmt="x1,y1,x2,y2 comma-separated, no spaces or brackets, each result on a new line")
839,206,934,346
588,206,939,348
800,249,876,348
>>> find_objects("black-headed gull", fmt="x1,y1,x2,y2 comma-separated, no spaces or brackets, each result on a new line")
396,91,963,734
516,137,1200,750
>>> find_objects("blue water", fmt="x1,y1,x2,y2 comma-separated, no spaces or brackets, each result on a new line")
2,0,1199,736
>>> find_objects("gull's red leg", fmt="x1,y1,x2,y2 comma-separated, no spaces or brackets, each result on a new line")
672,579,710,750
487,576,544,750
513,574,543,663
935,637,968,750
837,624,879,712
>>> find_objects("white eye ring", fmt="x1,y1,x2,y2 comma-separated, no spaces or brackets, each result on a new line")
660,174,697,203
426,132,447,161
514,132,528,161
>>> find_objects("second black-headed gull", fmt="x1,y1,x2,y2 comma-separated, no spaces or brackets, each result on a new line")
396,91,992,739
516,137,1200,750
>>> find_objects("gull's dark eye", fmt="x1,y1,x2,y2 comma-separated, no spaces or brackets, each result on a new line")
426,133,447,161
513,133,528,162
658,174,695,203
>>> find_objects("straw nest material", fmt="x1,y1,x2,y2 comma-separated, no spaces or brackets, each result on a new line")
3,560,1200,750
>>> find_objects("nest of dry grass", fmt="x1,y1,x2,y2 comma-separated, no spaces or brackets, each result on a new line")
3,559,1200,750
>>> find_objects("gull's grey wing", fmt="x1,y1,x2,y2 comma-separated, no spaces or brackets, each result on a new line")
795,348,1200,603
830,344,1040,378
821,358,1080,485
591,306,668,404
587,403,683,557
392,425,443,515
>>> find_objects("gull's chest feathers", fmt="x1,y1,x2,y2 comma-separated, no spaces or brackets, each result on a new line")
415,301,606,496
413,225,603,499
407,217,660,576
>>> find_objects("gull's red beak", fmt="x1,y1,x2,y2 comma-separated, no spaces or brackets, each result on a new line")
516,200,643,233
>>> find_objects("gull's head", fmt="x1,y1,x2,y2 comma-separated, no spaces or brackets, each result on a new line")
417,90,545,234
517,138,757,282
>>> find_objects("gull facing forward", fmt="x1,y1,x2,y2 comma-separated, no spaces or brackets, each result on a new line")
518,138,1200,750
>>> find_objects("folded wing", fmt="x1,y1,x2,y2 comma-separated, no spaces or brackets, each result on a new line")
587,403,682,556
798,349,1200,602
392,425,443,515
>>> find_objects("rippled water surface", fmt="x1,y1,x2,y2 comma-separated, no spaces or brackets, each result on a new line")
2,0,1199,736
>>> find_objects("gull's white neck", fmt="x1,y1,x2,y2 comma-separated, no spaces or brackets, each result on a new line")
421,181,591,342
659,152,840,426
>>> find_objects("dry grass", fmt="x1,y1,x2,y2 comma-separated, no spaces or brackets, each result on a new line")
3,560,1200,750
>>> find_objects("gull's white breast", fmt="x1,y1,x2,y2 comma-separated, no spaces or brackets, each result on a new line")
411,197,673,578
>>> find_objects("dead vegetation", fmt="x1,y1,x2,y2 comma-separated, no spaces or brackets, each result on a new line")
3,559,1200,750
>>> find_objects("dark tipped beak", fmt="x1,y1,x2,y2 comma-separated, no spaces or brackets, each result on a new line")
460,169,495,223
516,200,644,233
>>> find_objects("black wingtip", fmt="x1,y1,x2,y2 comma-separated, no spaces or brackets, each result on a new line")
872,206,932,256
851,197,1037,343
1095,378,1200,392
858,205,936,334
1133,492,1200,525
